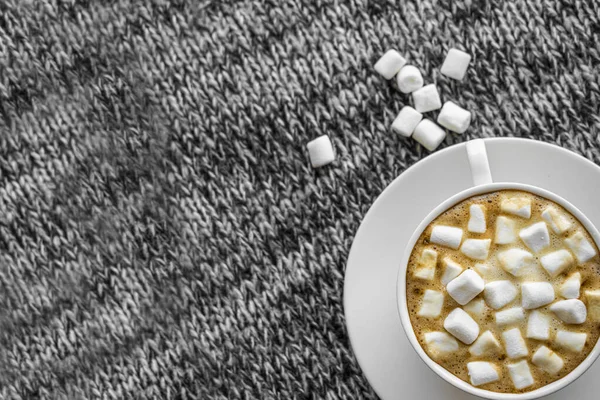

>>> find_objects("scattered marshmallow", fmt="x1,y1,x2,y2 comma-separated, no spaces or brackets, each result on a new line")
521,282,555,310
532,346,564,375
424,331,459,356
565,231,597,264
412,84,442,113
484,280,518,310
507,360,534,390
541,206,572,234
540,250,574,278
460,239,491,260
467,362,500,386
430,225,463,250
412,119,447,152
440,258,463,286
469,330,502,357
414,248,437,280
391,106,423,137
550,299,587,324
396,65,424,93
437,101,472,134
585,289,600,321
526,310,551,341
502,328,528,359
467,205,486,233
555,330,587,353
495,307,525,326
560,272,581,299
418,290,445,318
474,263,494,279
497,248,535,277
306,135,335,168
440,48,471,81
519,222,550,254
444,308,480,344
501,195,531,219
374,50,407,79
464,298,486,318
447,270,485,305
495,216,517,244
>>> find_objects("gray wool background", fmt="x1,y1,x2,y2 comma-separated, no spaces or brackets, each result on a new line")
0,0,600,399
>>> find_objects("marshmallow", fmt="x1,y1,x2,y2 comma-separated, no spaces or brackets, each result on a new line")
501,195,531,219
418,290,444,318
565,231,597,264
532,346,564,375
412,84,442,113
306,135,335,168
586,290,600,320
374,50,406,79
391,106,423,137
469,331,502,357
444,308,480,344
550,299,587,324
503,328,528,359
555,330,587,353
497,248,535,277
495,307,525,326
526,310,551,340
467,362,500,387
464,299,486,318
519,222,550,254
412,119,446,152
484,280,518,310
540,250,574,277
440,258,463,286
495,216,517,244
447,270,485,305
560,272,581,299
440,48,471,81
414,248,437,280
474,263,495,279
460,238,491,260
468,205,486,233
541,206,572,234
521,282,555,310
507,360,534,390
430,225,463,250
396,65,424,93
424,331,459,356
437,101,472,134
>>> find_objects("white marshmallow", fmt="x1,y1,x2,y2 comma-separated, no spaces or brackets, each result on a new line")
560,272,581,299
374,50,407,79
306,135,335,168
414,248,437,280
440,48,471,81
526,310,551,340
467,362,500,386
507,360,534,390
502,328,528,359
497,248,535,277
532,346,564,375
550,299,587,324
440,258,463,286
495,216,517,244
412,84,442,113
460,239,491,261
519,222,550,253
501,195,531,219
484,280,518,310
541,206,572,234
391,106,423,137
424,331,459,356
495,307,525,326
586,289,600,320
565,231,597,264
474,263,495,279
430,225,463,250
467,204,486,233
418,290,444,318
396,65,423,93
540,249,574,277
555,330,587,353
447,270,485,305
464,298,486,318
521,282,555,310
412,119,446,152
469,331,502,357
437,101,472,134
444,308,480,344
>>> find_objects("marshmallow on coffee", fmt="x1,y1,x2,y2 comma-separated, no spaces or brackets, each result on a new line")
526,310,551,341
560,272,581,299
502,328,528,359
424,331,459,355
430,225,463,249
440,258,464,286
474,263,495,279
418,290,445,318
519,222,550,253
469,330,502,357
555,330,587,353
447,270,485,305
521,282,555,310
460,239,491,261
540,249,574,277
468,204,486,233
501,195,531,219
495,307,525,326
463,298,486,318
484,280,517,310
586,289,600,320
565,231,597,264
497,248,535,277
414,248,437,280
467,361,500,386
495,216,517,244
550,299,587,324
542,206,572,234
444,308,480,344
532,346,564,375
507,360,534,390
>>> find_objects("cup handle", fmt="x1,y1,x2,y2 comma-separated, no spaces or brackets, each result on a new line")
466,139,493,186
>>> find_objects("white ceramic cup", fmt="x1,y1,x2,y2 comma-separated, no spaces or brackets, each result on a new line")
397,139,600,399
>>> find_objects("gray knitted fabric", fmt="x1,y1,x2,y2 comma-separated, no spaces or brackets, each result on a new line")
1,1,600,399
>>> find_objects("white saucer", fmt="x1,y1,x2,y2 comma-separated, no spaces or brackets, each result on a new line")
344,138,600,400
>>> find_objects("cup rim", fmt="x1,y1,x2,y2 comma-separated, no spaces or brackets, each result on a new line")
396,182,600,400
